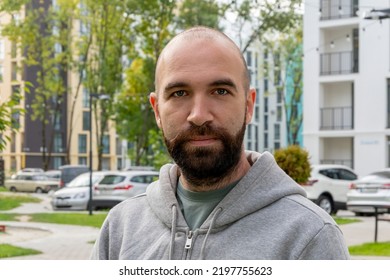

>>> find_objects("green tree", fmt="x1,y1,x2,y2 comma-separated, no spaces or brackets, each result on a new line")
0,94,23,152
114,0,176,168
176,0,222,30
76,0,136,170
1,0,76,170
266,23,303,146
224,0,302,52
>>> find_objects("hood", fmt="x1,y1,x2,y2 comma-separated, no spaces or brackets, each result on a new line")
53,186,90,196
146,151,306,230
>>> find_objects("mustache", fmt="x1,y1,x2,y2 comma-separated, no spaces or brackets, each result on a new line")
170,123,226,143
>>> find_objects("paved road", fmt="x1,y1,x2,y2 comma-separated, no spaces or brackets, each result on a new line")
1,194,390,259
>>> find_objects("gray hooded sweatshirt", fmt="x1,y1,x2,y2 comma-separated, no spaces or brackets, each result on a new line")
90,151,350,260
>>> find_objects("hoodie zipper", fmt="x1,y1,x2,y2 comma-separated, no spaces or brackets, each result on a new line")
185,231,193,249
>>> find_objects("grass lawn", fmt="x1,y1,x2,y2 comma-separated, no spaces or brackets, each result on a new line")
0,212,108,228
0,186,7,192
349,242,390,256
0,244,42,259
0,193,41,210
333,217,361,225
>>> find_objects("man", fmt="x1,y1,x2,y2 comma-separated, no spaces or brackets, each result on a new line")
91,26,350,260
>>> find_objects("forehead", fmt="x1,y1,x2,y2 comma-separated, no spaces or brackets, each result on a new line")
156,36,245,92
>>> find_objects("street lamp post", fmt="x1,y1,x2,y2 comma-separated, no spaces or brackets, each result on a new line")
88,93,110,215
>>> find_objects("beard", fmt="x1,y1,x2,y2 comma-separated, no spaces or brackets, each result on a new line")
163,120,246,188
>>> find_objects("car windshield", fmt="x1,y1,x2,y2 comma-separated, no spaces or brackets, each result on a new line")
67,174,102,188
99,175,126,185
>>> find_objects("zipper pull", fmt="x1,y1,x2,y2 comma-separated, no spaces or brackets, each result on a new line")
185,231,193,249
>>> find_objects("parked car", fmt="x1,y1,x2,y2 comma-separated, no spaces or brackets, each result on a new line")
59,165,89,188
302,164,358,215
347,169,390,215
11,168,45,179
5,172,59,193
45,170,61,181
93,170,159,209
51,171,106,211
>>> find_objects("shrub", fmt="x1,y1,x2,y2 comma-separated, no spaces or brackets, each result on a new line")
274,145,311,184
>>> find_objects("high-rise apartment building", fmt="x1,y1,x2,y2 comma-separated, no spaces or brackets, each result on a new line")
0,0,124,176
304,0,390,176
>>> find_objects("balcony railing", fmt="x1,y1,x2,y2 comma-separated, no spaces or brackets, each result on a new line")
320,51,358,75
320,0,359,20
320,106,353,130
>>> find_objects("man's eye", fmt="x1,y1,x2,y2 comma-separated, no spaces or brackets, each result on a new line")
214,89,228,95
173,90,186,97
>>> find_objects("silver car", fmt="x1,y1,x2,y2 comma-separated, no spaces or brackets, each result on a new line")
347,169,390,215
51,171,105,210
93,170,159,208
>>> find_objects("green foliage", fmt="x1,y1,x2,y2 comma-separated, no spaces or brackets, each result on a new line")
176,0,222,29
274,145,311,184
0,244,41,259
0,93,23,152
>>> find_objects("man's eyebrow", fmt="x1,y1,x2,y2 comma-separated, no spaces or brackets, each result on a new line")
209,78,237,90
164,81,189,92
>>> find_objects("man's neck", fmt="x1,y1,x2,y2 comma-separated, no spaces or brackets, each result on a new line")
179,152,251,192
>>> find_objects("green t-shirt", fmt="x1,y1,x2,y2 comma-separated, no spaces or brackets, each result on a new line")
176,179,238,230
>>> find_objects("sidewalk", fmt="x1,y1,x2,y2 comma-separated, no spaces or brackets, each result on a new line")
0,193,100,260
1,195,390,259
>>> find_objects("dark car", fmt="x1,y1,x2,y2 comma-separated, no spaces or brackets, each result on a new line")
59,165,89,188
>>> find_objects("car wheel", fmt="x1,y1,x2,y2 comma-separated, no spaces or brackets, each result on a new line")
10,186,17,192
35,187,43,193
317,195,334,215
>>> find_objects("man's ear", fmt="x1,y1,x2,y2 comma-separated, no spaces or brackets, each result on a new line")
245,88,256,125
149,92,161,128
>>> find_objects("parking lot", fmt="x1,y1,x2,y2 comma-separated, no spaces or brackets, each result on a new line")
1,194,390,259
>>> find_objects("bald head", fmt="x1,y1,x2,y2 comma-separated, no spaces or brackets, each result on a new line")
155,26,250,94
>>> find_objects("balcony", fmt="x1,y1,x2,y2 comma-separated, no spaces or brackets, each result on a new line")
320,106,353,130
320,51,358,75
320,0,359,20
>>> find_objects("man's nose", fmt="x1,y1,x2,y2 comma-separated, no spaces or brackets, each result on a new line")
187,95,214,126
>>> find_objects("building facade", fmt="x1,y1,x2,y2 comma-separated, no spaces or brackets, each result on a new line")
304,0,390,176
0,0,124,176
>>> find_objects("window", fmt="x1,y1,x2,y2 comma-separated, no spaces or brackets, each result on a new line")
54,133,63,152
277,106,282,122
11,41,17,58
11,62,17,81
274,123,280,140
78,157,87,165
78,134,87,153
83,111,90,131
53,157,63,169
264,133,268,149
102,135,110,154
264,97,268,113
246,51,252,67
264,115,268,131
82,88,89,108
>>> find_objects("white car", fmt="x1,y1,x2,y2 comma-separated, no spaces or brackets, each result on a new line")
302,164,358,215
50,171,106,210
347,169,390,215
93,170,159,208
